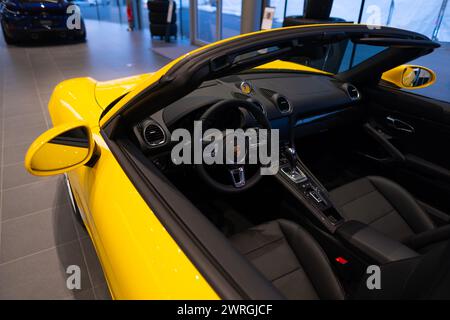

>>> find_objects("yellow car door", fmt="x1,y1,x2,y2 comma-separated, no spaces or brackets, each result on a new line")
24,78,218,300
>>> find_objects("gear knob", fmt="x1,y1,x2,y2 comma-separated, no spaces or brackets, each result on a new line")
285,146,297,172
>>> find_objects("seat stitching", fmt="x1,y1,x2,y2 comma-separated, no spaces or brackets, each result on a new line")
269,266,302,282
241,237,284,255
367,208,396,225
371,177,433,232
337,189,378,209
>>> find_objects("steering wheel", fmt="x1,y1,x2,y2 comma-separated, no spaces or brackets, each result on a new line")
196,99,271,193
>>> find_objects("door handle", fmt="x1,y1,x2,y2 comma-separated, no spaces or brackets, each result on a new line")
386,116,415,134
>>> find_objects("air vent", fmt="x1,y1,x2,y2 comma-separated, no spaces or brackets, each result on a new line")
344,84,360,100
276,96,291,113
143,123,166,147
259,88,277,99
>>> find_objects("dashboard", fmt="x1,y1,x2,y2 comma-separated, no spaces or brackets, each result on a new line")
133,72,364,151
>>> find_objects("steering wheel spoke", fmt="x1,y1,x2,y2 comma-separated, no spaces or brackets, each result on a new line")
228,166,246,188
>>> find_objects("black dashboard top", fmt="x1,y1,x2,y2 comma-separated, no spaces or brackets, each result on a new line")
162,72,359,128
134,72,362,152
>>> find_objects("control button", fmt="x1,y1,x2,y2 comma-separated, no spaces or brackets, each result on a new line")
328,216,338,224
309,190,323,203
301,183,311,189
335,257,349,265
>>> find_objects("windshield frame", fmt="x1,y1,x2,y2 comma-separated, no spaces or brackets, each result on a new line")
100,24,439,130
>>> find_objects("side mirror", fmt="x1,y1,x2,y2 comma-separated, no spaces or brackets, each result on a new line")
25,122,95,176
382,65,436,90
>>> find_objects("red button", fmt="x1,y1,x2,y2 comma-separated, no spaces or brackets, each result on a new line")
335,257,348,265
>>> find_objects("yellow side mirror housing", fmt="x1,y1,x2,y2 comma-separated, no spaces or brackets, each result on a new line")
25,121,95,176
382,65,436,90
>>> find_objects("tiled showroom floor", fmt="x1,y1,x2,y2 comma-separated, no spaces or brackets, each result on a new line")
0,20,170,299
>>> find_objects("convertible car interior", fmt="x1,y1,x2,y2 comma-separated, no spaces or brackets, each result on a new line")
103,26,450,299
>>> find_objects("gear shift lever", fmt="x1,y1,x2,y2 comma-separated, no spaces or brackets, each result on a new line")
285,146,297,173
285,113,297,172
280,114,307,183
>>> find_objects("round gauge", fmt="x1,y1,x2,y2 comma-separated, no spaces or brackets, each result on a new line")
240,81,253,95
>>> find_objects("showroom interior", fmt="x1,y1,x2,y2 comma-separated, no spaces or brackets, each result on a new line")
0,0,449,300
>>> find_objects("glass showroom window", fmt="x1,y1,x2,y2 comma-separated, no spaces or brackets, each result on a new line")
437,0,449,41
221,0,241,39
285,0,304,20
178,0,190,39
358,0,392,25
386,0,442,38
140,0,188,39
196,0,217,43
140,0,149,30
270,0,286,28
194,0,241,44
74,0,100,21
330,0,362,23
98,0,124,24
74,0,127,25
359,0,443,38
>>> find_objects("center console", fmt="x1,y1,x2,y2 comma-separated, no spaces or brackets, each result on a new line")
276,145,344,232
276,145,422,265
336,220,420,264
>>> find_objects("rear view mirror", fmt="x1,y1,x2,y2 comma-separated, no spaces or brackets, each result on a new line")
382,65,436,90
25,122,95,176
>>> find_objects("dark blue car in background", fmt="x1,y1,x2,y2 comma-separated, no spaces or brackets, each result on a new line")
1,0,86,44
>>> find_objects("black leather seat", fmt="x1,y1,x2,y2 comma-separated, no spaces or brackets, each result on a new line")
229,218,450,300
330,176,436,243
230,219,345,300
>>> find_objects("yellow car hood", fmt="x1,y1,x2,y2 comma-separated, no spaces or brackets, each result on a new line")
95,73,153,109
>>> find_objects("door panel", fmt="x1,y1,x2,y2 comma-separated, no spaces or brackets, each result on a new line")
366,86,450,169
364,85,450,213
67,131,218,299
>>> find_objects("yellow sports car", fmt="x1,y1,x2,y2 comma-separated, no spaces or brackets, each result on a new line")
25,24,450,300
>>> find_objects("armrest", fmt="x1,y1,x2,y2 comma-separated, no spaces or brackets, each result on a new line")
363,123,405,162
418,200,450,224
407,224,450,250
405,154,450,182
337,221,419,264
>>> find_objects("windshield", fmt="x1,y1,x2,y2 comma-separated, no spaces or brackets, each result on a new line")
241,39,388,75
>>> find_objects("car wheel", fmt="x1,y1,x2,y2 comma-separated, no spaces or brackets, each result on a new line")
1,24,15,45
77,31,87,42
64,174,86,229
76,21,87,42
